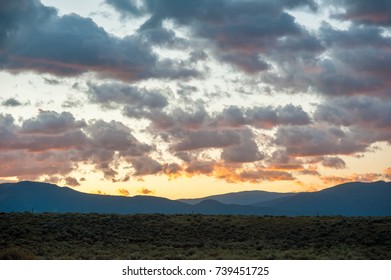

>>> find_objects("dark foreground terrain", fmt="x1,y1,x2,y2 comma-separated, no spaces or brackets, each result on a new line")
0,213,390,260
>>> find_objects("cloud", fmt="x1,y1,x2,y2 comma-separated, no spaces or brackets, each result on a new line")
1,98,23,107
261,22,390,99
321,173,383,186
315,96,391,129
298,168,320,176
331,0,391,26
314,96,391,145
308,24,391,98
173,129,242,151
216,104,311,129
129,156,162,176
162,163,183,179
84,119,152,157
238,169,295,183
0,150,74,179
184,161,214,176
321,157,346,169
221,131,264,163
137,187,155,195
384,167,391,180
106,0,318,73
43,77,60,85
0,113,88,152
105,0,146,17
0,0,196,81
20,110,86,135
118,188,130,196
274,125,368,157
88,82,168,110
0,111,155,181
64,176,80,187
180,160,295,184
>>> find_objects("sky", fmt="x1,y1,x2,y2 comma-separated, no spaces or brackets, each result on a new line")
0,0,390,199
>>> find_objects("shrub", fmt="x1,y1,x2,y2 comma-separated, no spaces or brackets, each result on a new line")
0,247,37,260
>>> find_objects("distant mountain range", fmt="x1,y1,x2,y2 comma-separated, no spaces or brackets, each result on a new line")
0,181,390,216
178,190,296,205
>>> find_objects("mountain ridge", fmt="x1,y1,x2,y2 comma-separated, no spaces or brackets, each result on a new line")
178,190,297,205
1,180,390,216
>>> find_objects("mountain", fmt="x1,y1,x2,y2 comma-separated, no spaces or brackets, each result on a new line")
0,181,191,214
0,181,277,215
253,181,391,216
178,190,296,205
189,199,290,215
1,181,391,216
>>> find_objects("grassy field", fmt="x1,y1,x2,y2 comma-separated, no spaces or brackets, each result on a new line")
0,212,390,259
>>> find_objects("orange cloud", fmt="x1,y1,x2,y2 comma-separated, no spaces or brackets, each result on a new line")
93,190,106,195
118,188,130,196
137,187,155,195
165,160,296,184
162,163,183,180
384,167,391,180
321,173,382,185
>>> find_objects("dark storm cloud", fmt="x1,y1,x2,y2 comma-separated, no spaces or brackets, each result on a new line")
331,0,391,26
0,0,197,81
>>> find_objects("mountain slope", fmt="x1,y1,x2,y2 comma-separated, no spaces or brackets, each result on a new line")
253,181,391,216
0,181,191,214
0,181,279,215
1,181,391,216
178,190,296,205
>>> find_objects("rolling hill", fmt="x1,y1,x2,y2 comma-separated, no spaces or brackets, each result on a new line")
0,181,390,216
253,181,391,216
178,190,296,205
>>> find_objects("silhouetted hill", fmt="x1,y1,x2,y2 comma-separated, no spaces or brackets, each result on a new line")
1,181,390,216
253,181,391,216
191,199,290,215
0,181,279,215
179,190,296,205
0,181,191,214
